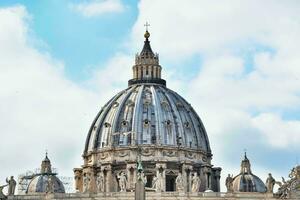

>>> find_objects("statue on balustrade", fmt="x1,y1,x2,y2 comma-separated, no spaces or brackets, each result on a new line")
117,171,127,192
175,172,184,192
225,174,234,193
191,172,201,192
266,173,276,193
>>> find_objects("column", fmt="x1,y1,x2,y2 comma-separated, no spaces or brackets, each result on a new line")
133,66,137,79
137,67,141,79
143,66,146,78
153,66,157,78
102,165,113,192
127,163,137,191
182,164,193,192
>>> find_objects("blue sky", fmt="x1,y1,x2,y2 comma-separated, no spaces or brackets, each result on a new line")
0,0,300,193
0,0,138,81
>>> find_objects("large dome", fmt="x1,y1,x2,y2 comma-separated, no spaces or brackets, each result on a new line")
75,30,221,194
84,84,211,154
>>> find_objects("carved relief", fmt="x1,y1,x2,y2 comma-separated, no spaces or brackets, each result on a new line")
115,151,129,157
163,150,178,157
141,148,155,156
185,152,196,159
99,152,109,160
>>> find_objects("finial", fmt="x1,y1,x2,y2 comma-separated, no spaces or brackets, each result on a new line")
244,149,247,159
144,22,150,40
144,22,150,31
46,149,48,157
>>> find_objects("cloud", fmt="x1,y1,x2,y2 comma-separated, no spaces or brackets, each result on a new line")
252,113,300,148
70,0,125,17
0,5,104,190
133,0,300,191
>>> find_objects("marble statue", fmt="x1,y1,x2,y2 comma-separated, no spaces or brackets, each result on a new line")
117,171,127,192
6,176,16,196
46,176,54,194
83,174,90,193
96,172,105,192
140,172,147,186
175,172,184,192
225,174,234,193
191,172,201,193
0,184,7,199
152,173,163,192
266,173,276,193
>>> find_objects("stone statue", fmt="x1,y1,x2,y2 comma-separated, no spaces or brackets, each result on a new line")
6,176,16,196
117,171,127,192
266,173,276,193
140,172,147,186
225,174,234,193
175,172,184,192
191,172,201,193
46,176,54,193
152,173,163,192
83,173,90,193
0,184,8,199
289,166,300,179
96,172,105,192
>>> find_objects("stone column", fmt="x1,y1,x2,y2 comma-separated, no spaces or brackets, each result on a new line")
127,163,137,191
142,66,146,78
158,68,161,78
73,168,83,192
137,67,141,79
213,167,221,192
182,164,193,192
133,66,137,79
102,165,113,192
153,66,157,78
202,166,211,190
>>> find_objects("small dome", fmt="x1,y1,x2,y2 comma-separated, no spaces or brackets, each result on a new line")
26,154,65,194
232,154,267,193
27,175,65,194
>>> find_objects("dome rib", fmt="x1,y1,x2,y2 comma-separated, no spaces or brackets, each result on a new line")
84,84,211,154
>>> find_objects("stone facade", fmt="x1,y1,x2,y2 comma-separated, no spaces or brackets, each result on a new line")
74,146,221,193
7,192,297,200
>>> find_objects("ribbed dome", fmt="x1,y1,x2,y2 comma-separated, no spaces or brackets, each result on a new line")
26,154,65,194
84,84,211,154
232,173,266,193
231,154,267,193
27,175,65,194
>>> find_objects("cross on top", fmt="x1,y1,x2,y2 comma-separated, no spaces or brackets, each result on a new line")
244,148,247,157
144,22,150,31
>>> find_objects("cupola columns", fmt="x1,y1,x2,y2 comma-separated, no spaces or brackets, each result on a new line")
129,27,166,86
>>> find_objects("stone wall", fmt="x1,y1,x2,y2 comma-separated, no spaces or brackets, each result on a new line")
7,192,294,200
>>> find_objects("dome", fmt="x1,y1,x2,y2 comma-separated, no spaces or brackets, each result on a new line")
84,84,211,153
26,154,65,194
75,29,221,194
27,175,65,194
231,154,267,193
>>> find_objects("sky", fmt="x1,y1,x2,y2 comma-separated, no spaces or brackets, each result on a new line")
0,0,300,193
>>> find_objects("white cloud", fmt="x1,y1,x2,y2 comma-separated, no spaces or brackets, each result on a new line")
133,0,300,191
1,0,300,194
0,5,104,190
252,113,300,148
70,0,125,17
